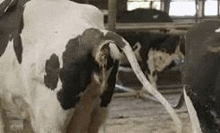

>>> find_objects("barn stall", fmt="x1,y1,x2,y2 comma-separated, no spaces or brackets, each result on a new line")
84,0,219,133
1,0,220,132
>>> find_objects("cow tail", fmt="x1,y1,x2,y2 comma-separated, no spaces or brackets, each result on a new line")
104,31,182,133
121,43,182,133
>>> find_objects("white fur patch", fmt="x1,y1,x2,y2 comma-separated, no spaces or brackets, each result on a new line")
94,40,112,65
146,45,184,87
118,66,133,72
149,49,174,72
100,29,109,36
94,41,122,65
215,28,220,32
93,73,101,84
109,43,121,60
147,45,184,72
153,14,158,19
122,38,130,46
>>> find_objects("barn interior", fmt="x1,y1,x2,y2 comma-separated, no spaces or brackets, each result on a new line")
2,0,220,132
70,0,219,133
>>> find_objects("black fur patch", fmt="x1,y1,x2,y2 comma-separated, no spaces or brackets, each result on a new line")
44,54,60,90
117,8,173,23
157,35,181,54
0,0,17,16
56,29,123,110
4,0,19,13
0,34,10,57
105,32,126,49
117,31,184,55
12,14,24,64
0,0,25,59
57,36,100,110
100,60,119,107
81,28,104,47
13,30,22,63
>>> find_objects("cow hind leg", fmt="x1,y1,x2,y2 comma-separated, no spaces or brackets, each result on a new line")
188,88,219,133
195,100,219,133
67,103,107,133
213,70,220,131
88,106,108,133
67,79,105,133
66,102,91,133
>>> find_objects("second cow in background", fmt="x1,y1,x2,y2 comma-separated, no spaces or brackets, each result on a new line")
118,31,185,88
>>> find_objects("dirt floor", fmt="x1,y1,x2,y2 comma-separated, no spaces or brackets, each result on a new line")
104,93,191,133
104,67,192,133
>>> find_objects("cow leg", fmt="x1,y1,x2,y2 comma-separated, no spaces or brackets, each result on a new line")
67,78,102,133
2,95,33,133
0,94,14,133
187,88,219,132
200,57,220,133
213,70,220,131
67,106,91,133
0,93,28,132
190,95,219,133
185,55,220,133
67,100,101,133
88,106,108,133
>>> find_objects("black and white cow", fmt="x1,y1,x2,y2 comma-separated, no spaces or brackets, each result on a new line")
117,8,173,23
118,31,185,88
0,0,182,133
183,20,220,133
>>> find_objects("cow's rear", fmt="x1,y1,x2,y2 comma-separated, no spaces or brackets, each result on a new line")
184,20,220,133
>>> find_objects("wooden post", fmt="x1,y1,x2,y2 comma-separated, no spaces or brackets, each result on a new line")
195,0,205,22
196,0,204,21
218,0,220,16
162,0,170,14
196,0,205,18
202,0,205,17
150,1,153,9
195,0,198,22
108,0,117,32
160,0,163,11
161,0,165,11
